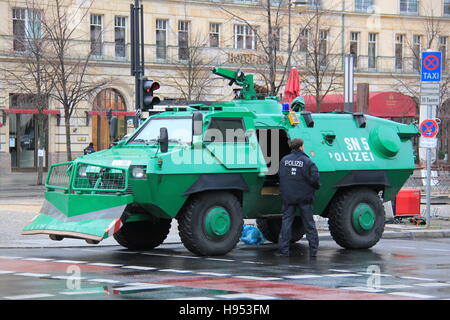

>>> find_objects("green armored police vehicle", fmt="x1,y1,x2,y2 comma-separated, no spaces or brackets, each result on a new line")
23,68,420,256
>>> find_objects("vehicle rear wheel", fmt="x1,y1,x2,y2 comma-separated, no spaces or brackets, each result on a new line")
113,218,172,250
328,188,385,249
177,191,243,256
256,217,305,244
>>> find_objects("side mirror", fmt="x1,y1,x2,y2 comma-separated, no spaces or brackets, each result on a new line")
192,112,203,136
158,127,169,153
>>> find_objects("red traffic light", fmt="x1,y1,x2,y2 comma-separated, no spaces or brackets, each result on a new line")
142,78,161,110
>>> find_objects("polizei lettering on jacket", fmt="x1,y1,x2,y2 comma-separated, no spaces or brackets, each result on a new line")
328,137,375,162
284,160,304,167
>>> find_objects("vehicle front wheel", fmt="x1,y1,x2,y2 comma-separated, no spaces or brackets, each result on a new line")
177,191,243,256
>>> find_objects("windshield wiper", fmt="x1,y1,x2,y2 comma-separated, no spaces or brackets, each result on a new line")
130,138,158,145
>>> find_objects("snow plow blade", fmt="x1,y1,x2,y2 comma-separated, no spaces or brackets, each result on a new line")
22,192,134,242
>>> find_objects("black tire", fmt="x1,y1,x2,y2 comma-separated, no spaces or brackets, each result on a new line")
177,191,243,256
113,218,172,250
256,217,305,244
328,188,385,249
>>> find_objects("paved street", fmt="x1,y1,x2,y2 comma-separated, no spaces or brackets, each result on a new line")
1,238,450,300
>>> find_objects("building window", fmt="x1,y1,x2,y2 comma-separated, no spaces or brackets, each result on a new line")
156,19,167,60
178,20,190,61
319,29,328,67
234,24,257,50
209,23,220,48
90,14,103,57
368,32,377,70
355,0,373,12
12,8,41,52
395,34,404,71
299,28,309,52
400,0,418,15
440,36,448,71
114,16,126,58
445,0,450,16
308,0,321,8
350,32,359,68
412,35,422,72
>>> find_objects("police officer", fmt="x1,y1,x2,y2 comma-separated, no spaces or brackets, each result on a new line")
276,138,321,257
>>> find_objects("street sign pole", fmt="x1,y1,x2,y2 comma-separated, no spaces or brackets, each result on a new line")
420,51,442,227
426,106,432,226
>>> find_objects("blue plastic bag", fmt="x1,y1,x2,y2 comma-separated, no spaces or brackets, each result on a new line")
240,225,266,245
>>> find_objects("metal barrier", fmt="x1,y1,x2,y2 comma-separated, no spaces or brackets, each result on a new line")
403,171,450,195
46,162,129,193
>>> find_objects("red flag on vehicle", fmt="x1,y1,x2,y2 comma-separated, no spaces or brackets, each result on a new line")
283,67,300,104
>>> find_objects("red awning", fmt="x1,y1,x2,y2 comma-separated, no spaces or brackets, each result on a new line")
303,92,417,117
86,110,135,116
3,108,60,115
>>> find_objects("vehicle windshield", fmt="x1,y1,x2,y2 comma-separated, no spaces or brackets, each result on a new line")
128,117,193,145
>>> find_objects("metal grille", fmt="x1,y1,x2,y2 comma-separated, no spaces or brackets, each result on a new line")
46,162,72,190
72,164,128,192
403,171,450,195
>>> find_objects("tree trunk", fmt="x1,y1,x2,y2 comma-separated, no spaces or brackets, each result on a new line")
64,113,72,161
36,110,45,185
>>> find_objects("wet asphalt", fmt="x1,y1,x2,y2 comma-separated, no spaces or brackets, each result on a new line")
1,238,450,300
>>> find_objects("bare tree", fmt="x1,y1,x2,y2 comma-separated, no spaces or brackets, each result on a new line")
2,0,53,184
171,32,217,103
292,6,343,112
220,0,315,97
392,3,450,162
41,0,110,161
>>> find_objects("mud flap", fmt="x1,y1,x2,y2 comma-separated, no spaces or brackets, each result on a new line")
22,192,134,242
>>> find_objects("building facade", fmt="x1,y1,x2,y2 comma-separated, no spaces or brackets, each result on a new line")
0,0,449,173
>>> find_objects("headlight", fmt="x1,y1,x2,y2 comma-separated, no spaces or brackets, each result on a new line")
131,166,147,179
78,165,87,177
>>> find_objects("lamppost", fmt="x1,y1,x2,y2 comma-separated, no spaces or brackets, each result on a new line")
288,0,308,71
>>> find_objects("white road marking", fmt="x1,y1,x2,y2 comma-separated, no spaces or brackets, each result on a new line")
234,276,282,281
22,258,54,262
4,293,54,300
14,273,50,278
60,290,104,295
341,286,384,293
400,276,436,281
358,272,393,277
389,292,435,299
86,278,121,284
205,258,235,262
0,271,15,275
241,261,265,264
159,269,192,273
197,272,231,277
0,256,23,260
216,293,278,300
53,260,87,264
424,248,450,252
51,275,86,280
88,263,123,267
170,297,217,300
329,269,352,273
413,282,450,287
116,284,173,291
379,284,413,289
325,273,362,278
284,274,323,279
121,266,157,271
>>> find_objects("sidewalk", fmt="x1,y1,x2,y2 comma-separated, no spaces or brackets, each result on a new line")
0,171,450,248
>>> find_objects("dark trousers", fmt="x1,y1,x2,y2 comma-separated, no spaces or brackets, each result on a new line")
278,202,319,255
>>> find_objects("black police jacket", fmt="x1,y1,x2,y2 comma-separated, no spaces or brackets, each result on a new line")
279,149,321,205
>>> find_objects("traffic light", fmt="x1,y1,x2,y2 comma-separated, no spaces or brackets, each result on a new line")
142,78,160,110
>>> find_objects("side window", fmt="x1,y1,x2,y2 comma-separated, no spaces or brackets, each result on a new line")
204,118,247,143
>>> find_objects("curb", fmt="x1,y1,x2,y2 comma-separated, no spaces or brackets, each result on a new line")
317,229,450,241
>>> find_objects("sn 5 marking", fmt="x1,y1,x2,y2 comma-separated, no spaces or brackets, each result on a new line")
329,137,375,162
